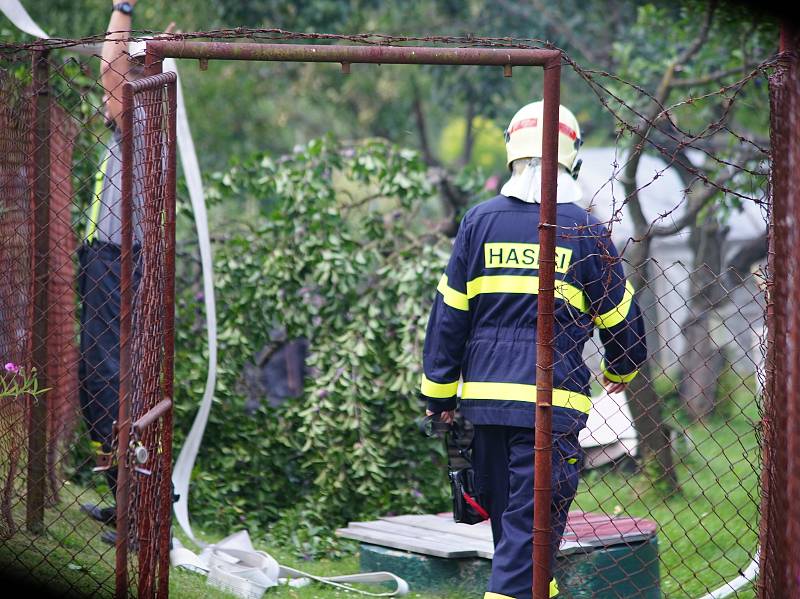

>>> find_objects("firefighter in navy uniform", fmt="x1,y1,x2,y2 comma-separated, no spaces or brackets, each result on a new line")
420,101,647,598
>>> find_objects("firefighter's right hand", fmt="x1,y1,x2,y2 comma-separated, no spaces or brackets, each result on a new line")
601,376,627,395
426,409,455,425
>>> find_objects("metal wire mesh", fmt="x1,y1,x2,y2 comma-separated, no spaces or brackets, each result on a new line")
0,48,174,598
0,29,793,599
0,52,34,541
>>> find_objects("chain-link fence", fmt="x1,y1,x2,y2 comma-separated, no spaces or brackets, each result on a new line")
0,28,794,599
0,47,175,598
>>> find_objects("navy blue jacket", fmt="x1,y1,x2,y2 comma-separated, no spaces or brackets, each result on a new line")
420,195,646,435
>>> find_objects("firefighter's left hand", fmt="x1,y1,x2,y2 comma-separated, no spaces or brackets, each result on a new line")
601,376,627,395
426,409,455,425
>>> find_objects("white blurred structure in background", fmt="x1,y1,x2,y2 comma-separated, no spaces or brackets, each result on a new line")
574,148,766,466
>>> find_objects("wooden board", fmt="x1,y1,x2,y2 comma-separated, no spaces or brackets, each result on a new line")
336,511,657,560
337,522,480,558
381,514,493,541
350,519,495,559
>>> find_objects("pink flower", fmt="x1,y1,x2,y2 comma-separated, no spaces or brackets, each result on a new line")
4,362,20,373
484,174,500,192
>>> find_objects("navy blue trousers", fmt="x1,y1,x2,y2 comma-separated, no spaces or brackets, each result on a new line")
472,426,581,599
78,242,140,451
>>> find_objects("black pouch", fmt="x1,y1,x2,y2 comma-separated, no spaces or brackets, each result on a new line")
449,466,489,524
421,414,489,525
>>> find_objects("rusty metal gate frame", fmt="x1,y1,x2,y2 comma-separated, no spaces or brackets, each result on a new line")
118,71,177,599
121,41,563,599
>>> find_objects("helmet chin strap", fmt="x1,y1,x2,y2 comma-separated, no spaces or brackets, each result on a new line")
570,158,583,181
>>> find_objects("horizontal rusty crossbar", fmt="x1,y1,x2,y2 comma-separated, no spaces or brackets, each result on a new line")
131,398,173,435
126,71,177,92
145,41,561,67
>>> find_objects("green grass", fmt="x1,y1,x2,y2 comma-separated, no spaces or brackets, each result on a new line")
169,529,462,599
0,482,453,598
0,481,117,597
1,375,761,598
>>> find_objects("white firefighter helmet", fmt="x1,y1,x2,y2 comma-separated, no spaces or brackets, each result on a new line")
504,101,583,175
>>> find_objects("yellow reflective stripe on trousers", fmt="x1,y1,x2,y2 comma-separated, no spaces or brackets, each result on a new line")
461,382,592,414
437,273,469,311
594,280,634,329
483,578,558,599
600,358,638,383
85,152,110,242
465,275,588,313
420,374,459,398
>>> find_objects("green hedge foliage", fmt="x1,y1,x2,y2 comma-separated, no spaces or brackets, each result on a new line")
173,137,460,557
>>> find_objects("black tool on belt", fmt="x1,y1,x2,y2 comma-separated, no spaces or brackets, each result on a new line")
421,414,489,525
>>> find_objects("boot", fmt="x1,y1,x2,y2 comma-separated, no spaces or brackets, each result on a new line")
100,529,117,546
83,444,118,528
102,529,138,552
81,503,116,526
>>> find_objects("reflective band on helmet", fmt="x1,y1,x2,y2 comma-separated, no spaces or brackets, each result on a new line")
461,382,592,414
437,274,469,311
507,117,577,142
558,122,577,140
465,275,588,313
594,280,634,329
507,117,538,135
600,359,638,383
420,374,459,398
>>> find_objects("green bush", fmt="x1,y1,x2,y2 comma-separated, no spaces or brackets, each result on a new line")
173,137,462,557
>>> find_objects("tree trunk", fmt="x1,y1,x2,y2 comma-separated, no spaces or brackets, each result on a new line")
679,213,727,419
625,238,678,489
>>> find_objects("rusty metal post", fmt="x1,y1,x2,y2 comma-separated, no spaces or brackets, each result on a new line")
157,77,178,599
115,80,136,599
26,49,50,534
780,21,800,598
144,48,164,77
789,28,800,597
760,22,799,598
533,56,561,599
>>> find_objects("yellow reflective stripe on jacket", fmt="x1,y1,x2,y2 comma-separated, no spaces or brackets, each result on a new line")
483,578,558,599
465,275,589,313
85,153,110,242
600,358,638,383
437,274,469,311
461,382,592,414
594,280,634,329
420,374,459,398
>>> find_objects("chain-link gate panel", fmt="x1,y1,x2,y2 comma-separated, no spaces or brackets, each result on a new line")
116,72,177,599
